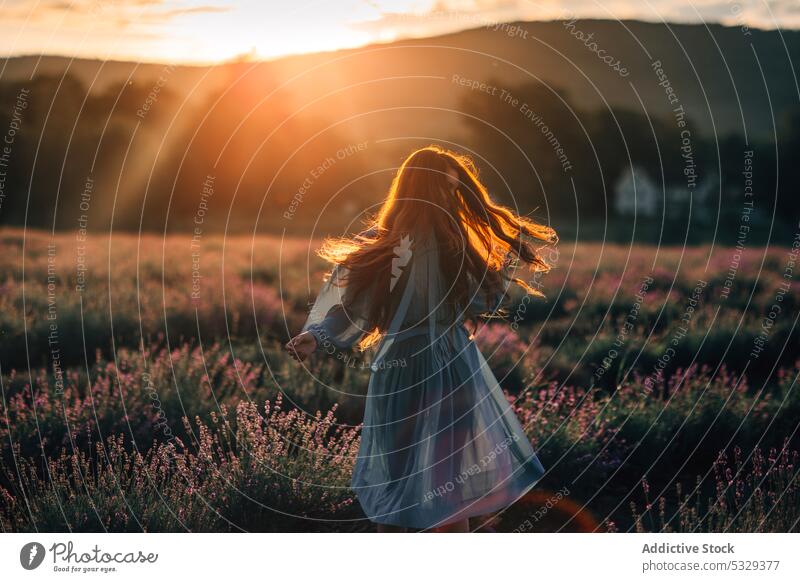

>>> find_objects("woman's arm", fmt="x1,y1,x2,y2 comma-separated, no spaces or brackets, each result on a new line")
304,298,369,352
287,229,379,361
286,266,370,361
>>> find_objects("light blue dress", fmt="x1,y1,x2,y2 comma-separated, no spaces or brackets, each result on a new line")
302,228,545,529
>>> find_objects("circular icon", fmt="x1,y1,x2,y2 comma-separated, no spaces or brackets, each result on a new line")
20,542,46,570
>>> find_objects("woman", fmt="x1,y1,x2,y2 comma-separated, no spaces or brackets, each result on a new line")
285,145,557,532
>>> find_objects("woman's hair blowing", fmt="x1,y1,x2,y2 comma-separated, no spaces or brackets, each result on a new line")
317,145,558,349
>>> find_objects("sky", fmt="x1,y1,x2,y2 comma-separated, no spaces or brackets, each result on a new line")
1,0,798,64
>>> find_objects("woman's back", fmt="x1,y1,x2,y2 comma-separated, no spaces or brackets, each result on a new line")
362,227,508,358
286,144,555,530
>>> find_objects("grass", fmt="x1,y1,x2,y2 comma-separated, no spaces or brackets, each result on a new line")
0,228,797,531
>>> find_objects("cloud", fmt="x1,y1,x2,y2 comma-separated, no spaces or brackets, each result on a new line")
350,0,799,36
1,0,231,26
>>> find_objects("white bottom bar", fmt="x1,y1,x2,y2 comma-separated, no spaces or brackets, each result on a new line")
2,533,797,581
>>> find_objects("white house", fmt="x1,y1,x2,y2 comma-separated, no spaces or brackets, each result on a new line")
614,165,659,217
615,165,717,220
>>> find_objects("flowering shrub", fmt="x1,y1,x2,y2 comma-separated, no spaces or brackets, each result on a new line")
1,395,362,532
1,232,797,532
622,441,799,533
473,322,539,392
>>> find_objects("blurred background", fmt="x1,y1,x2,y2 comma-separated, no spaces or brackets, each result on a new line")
0,4,799,242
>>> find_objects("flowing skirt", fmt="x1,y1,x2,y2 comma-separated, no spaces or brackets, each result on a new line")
352,325,545,529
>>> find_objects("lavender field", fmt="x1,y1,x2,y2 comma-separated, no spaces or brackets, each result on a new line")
1,228,798,532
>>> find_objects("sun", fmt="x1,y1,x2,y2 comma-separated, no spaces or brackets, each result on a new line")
0,0,433,65
146,0,412,64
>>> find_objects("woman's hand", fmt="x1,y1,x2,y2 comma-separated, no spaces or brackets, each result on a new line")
285,331,317,362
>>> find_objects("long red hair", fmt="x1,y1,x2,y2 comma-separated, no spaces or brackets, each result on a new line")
318,145,558,349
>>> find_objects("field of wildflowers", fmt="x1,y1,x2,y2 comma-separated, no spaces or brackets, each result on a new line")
0,229,797,532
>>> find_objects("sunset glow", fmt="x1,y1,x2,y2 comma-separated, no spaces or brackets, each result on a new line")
0,0,797,64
